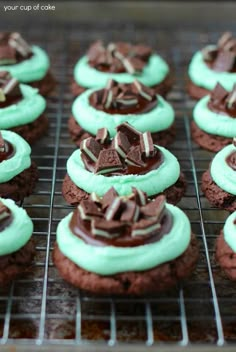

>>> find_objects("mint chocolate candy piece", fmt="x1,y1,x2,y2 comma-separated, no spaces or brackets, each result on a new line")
125,146,145,167
0,201,12,231
95,149,123,175
8,32,32,58
131,217,161,237
114,131,131,159
140,131,155,158
141,195,166,219
95,128,110,144
210,82,228,104
213,51,235,72
131,187,148,206
120,200,140,223
0,132,5,152
102,187,118,210
105,196,123,220
91,218,123,238
226,84,236,109
78,199,102,221
116,122,141,144
80,137,101,163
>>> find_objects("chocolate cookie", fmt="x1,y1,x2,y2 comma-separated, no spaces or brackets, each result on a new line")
201,169,236,212
62,172,186,206
216,230,236,280
68,115,176,147
0,238,35,286
11,114,49,145
191,121,232,152
53,234,198,296
187,79,211,100
30,71,56,96
0,162,38,201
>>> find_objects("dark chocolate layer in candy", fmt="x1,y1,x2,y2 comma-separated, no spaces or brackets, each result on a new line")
207,83,236,117
0,133,15,162
0,201,13,231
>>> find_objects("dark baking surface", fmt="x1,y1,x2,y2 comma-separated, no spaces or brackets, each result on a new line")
1,2,236,351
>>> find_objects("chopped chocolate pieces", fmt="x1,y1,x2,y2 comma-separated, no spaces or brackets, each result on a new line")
226,151,236,171
226,84,236,109
80,137,101,163
233,137,236,147
131,218,161,237
133,80,154,101
116,96,138,108
0,46,16,65
120,200,140,223
0,201,11,229
102,187,118,210
201,47,218,62
210,82,228,104
95,128,110,144
126,146,145,167
78,200,102,220
140,131,155,158
131,187,148,206
114,131,131,159
217,32,235,51
105,197,123,220
95,149,123,174
141,195,166,219
87,40,151,74
213,51,235,72
8,32,32,58
0,71,21,102
89,192,102,204
0,132,5,152
116,122,141,144
91,218,123,238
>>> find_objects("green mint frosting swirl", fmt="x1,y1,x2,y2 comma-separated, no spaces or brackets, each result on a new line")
193,95,236,137
0,84,46,129
72,89,174,137
224,211,236,252
74,54,169,88
0,45,50,82
56,203,191,275
189,45,236,91
210,144,236,195
67,146,180,197
0,198,33,256
0,130,31,183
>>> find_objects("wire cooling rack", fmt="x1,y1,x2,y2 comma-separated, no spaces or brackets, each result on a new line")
0,21,236,352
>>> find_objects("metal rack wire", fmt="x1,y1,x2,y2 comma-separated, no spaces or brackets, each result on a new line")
0,21,235,351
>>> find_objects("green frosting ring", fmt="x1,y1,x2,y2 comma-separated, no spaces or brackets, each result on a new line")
74,54,169,88
72,89,175,136
67,146,180,197
189,45,236,91
0,198,33,256
224,211,236,252
0,130,31,183
210,144,236,195
193,96,236,137
0,84,46,129
0,46,50,82
56,203,191,275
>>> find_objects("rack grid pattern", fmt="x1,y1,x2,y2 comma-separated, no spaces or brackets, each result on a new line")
0,22,235,351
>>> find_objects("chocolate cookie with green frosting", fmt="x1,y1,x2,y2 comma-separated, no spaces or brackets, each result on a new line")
62,122,186,205
0,71,48,144
0,197,35,286
69,79,176,147
0,32,55,96
188,32,236,100
191,83,236,152
71,40,172,97
0,130,38,201
201,139,236,211
54,189,198,295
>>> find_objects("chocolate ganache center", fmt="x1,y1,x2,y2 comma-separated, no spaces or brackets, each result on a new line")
202,32,236,73
207,83,236,118
87,41,152,74
89,80,157,115
69,189,172,247
80,122,163,177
